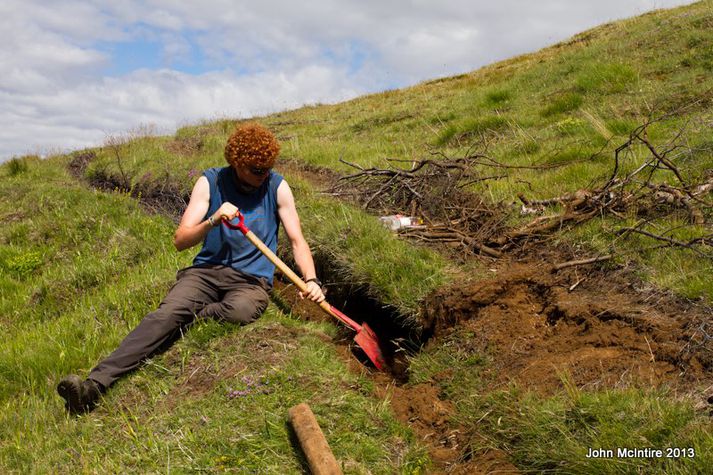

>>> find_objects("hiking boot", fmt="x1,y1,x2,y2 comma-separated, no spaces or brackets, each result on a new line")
57,375,102,414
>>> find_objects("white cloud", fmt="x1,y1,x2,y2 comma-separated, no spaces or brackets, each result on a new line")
0,0,695,161
1,66,364,158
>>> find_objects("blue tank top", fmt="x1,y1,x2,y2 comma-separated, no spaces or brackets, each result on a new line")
192,167,284,285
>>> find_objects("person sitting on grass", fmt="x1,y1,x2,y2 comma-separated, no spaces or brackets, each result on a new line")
58,122,326,414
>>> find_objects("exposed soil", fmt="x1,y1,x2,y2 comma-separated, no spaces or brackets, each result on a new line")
383,381,518,474
421,258,712,394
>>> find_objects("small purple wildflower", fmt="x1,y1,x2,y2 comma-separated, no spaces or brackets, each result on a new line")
227,374,279,400
227,389,251,399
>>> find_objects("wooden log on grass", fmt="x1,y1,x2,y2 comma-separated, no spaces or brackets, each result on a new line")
288,403,342,475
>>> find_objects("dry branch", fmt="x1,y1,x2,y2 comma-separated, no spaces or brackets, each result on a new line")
327,106,711,261
329,154,506,257
553,255,614,271
617,227,712,257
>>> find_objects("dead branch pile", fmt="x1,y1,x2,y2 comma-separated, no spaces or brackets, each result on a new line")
328,155,507,257
517,119,713,259
328,116,712,261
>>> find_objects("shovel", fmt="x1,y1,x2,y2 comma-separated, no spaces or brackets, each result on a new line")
223,212,386,371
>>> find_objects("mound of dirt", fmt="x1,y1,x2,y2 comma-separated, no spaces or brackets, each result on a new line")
376,258,711,474
422,260,712,394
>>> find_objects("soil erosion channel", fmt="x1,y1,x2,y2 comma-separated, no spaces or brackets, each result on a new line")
276,252,711,474
275,160,712,474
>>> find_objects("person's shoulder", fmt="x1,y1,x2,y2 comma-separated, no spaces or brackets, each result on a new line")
269,170,285,189
202,167,233,186
203,166,228,178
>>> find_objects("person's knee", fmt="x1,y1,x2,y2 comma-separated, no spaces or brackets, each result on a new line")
145,303,197,328
213,299,267,325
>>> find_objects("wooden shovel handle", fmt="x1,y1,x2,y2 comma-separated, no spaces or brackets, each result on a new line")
223,216,360,331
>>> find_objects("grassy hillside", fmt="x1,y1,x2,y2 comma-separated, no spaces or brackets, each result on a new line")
266,0,713,301
72,0,712,302
1,1,712,473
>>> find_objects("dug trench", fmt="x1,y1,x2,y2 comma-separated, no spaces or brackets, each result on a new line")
272,249,713,474
68,154,713,473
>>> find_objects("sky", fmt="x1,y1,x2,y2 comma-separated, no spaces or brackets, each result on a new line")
0,0,695,162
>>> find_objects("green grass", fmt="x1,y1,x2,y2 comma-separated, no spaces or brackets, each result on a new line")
483,87,514,107
570,217,713,301
541,91,585,117
471,386,711,474
434,115,511,146
2,1,712,473
575,62,639,94
1,311,430,473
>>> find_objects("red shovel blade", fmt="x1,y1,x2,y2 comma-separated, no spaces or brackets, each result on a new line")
354,323,386,371
328,304,386,371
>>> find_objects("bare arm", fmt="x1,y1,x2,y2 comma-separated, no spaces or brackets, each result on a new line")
173,176,240,251
174,177,213,251
277,180,325,303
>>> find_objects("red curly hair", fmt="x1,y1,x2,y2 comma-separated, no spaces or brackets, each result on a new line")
224,123,280,169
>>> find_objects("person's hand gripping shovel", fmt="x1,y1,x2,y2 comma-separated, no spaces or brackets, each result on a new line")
223,212,386,371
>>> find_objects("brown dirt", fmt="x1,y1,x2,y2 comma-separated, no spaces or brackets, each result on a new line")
376,380,519,474
421,259,711,394
391,255,710,473
272,278,332,325
368,256,709,474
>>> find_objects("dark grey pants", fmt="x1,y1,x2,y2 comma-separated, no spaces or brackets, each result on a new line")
88,265,270,389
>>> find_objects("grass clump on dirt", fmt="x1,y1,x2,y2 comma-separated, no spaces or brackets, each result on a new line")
434,115,511,146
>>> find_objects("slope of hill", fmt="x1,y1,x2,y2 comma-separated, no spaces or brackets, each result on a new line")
1,1,711,473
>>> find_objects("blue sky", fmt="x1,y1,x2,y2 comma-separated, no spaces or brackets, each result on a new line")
104,40,181,76
0,0,696,161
